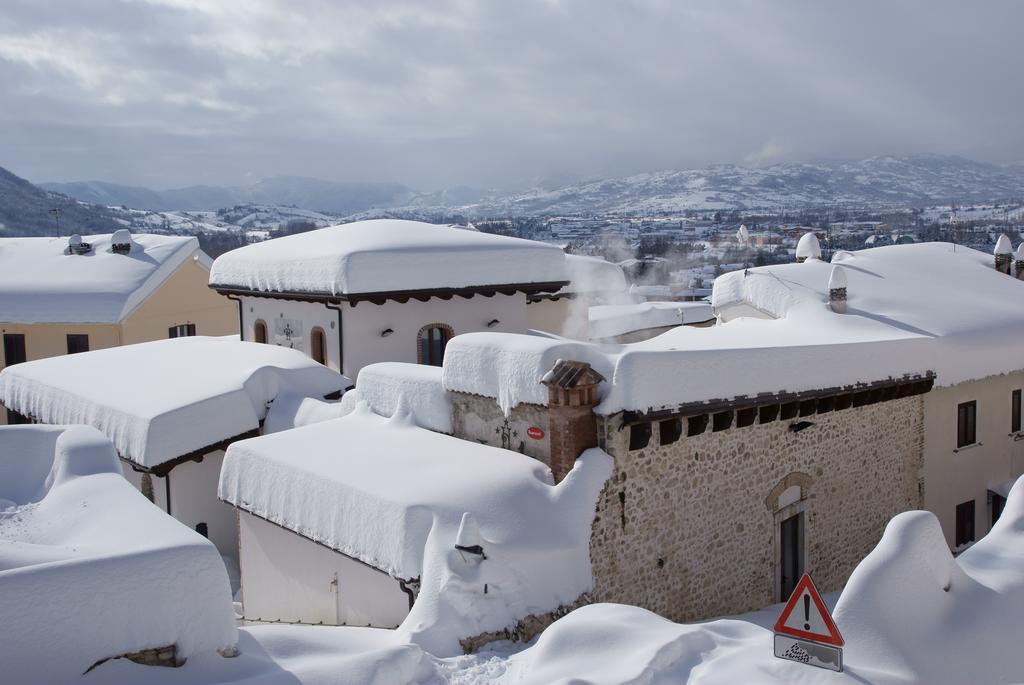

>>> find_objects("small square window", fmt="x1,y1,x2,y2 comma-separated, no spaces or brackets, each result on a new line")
629,423,651,451
957,401,976,448
659,418,682,446
66,334,89,355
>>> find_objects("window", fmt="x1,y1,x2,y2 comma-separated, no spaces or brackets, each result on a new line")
659,418,682,446
6,409,31,425
628,422,651,450
991,492,1006,528
168,323,196,338
955,499,975,548
2,333,26,368
957,401,977,448
1013,390,1021,434
66,334,89,354
253,320,268,344
310,327,327,365
418,324,451,367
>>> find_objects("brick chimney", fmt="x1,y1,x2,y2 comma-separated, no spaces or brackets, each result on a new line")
542,359,604,483
994,234,1013,274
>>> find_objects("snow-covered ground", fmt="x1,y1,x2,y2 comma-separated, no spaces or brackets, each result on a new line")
71,474,1024,684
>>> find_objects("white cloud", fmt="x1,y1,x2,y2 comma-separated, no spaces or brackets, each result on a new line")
0,0,1019,189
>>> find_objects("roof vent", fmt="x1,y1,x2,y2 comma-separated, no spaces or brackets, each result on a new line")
110,229,134,255
795,232,821,263
67,234,92,255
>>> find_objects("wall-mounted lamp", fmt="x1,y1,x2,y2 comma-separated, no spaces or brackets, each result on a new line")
486,319,500,328
380,328,394,337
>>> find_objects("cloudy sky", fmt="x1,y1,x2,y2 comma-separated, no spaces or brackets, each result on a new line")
0,0,1021,191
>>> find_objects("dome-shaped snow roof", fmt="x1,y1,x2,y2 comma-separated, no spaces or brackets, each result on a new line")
994,234,1013,255
828,265,848,290
1017,243,1024,260
796,232,822,261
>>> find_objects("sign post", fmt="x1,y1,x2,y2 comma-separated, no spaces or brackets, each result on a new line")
773,573,844,672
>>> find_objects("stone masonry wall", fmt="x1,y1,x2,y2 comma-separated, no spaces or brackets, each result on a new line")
591,395,925,622
451,391,551,465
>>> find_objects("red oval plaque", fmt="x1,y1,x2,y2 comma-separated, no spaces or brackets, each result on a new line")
527,426,545,440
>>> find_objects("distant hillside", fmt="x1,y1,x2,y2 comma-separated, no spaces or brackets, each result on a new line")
0,167,124,236
420,154,1024,217
43,176,415,214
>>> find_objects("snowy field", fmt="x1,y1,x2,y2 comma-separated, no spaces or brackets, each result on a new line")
65,475,1024,685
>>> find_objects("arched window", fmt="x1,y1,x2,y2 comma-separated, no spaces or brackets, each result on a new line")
417,324,452,367
253,319,268,344
310,327,327,365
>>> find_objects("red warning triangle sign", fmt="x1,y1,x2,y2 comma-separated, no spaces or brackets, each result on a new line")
774,573,844,646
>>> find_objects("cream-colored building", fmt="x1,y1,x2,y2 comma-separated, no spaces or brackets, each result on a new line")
0,231,236,422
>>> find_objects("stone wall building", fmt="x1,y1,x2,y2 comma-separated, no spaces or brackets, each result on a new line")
444,365,933,622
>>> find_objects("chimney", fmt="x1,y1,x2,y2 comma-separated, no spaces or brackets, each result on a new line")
795,232,822,263
111,229,134,255
542,359,604,483
994,234,1013,274
828,265,848,314
67,234,92,255
1015,244,1024,280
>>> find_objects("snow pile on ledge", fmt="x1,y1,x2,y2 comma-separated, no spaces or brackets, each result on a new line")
0,336,345,468
504,475,1024,684
349,363,453,433
219,404,612,655
0,233,200,324
209,219,568,296
442,332,615,414
265,363,452,434
0,425,237,682
263,394,349,434
588,301,712,340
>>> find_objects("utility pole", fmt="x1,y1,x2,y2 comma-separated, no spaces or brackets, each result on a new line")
49,207,63,236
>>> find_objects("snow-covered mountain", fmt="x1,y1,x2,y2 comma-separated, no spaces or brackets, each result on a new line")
42,176,414,214
420,154,1024,216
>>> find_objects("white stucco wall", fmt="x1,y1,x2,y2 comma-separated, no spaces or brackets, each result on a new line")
237,512,410,627
923,372,1024,548
241,297,341,372
121,451,238,560
240,293,527,379
341,293,526,378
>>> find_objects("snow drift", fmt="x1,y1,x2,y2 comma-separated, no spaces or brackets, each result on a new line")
0,425,237,683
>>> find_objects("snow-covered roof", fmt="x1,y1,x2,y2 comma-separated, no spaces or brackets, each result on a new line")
442,244,1024,415
588,302,713,340
0,337,345,468
219,404,612,653
560,254,628,294
209,219,569,297
0,232,203,324
995,233,1013,255
0,425,236,681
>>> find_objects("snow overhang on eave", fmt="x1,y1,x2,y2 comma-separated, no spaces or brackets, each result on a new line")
209,281,570,306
